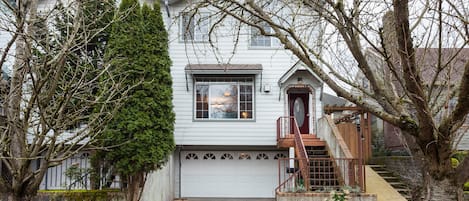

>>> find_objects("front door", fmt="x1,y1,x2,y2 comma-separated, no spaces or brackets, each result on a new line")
289,93,309,134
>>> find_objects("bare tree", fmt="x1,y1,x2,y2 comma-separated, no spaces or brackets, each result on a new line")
0,1,132,200
186,0,469,200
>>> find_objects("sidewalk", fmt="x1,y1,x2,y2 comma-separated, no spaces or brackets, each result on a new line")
365,165,408,201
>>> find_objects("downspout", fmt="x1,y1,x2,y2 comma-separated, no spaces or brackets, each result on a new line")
178,147,182,198
164,0,170,18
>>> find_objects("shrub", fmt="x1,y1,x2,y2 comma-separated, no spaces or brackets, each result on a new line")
451,158,460,168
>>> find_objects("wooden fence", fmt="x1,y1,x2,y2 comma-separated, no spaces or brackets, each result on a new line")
336,122,372,162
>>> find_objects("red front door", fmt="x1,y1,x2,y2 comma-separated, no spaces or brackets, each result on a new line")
289,93,309,134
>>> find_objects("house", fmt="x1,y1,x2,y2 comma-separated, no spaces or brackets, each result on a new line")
140,1,366,200
362,48,469,153
0,70,6,123
2,0,366,199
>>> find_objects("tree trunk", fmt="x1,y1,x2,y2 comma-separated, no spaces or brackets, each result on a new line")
7,193,32,201
126,173,146,201
424,177,459,201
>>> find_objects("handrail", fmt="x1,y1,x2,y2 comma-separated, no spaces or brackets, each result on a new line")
321,116,354,158
318,115,364,191
276,116,364,192
275,170,301,192
292,117,310,190
276,116,310,190
277,158,361,193
276,116,290,140
276,117,281,141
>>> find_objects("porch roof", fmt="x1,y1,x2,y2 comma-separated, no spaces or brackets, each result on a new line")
185,64,263,75
277,60,323,87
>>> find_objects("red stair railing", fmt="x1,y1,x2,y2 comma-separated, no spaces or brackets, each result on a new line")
276,116,310,190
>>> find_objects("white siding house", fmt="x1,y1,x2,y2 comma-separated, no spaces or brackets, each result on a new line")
153,1,325,199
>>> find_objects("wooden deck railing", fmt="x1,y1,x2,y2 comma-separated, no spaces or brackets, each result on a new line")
276,158,362,192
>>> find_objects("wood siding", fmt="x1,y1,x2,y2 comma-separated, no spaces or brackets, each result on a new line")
164,4,323,146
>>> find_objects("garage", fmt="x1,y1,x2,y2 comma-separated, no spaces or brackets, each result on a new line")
181,151,287,198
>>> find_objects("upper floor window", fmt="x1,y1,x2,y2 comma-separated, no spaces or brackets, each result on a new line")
195,76,254,120
180,12,209,42
250,23,280,48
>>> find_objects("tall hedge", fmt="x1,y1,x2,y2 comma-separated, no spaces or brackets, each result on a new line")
100,0,174,178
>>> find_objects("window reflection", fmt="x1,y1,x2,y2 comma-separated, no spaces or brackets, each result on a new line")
210,84,238,119
194,77,254,120
196,85,209,118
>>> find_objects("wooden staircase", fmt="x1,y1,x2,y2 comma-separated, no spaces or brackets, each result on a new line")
276,133,341,190
276,116,364,193
306,145,340,191
277,134,325,148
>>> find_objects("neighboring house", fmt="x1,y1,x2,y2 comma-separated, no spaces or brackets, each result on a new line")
363,48,469,152
142,1,365,200
0,70,6,122
0,0,120,191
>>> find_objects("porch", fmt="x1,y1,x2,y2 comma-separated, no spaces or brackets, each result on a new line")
274,115,370,198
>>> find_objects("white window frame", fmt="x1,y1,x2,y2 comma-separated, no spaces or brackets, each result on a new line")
180,12,210,42
249,23,280,48
194,76,254,121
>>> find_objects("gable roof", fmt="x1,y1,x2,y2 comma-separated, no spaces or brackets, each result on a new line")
278,60,323,87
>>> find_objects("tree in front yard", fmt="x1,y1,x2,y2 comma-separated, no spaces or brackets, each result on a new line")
0,0,128,201
98,0,175,200
188,0,469,200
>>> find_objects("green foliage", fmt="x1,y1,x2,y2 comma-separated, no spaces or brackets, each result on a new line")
451,158,460,168
38,190,123,201
451,151,467,168
99,0,175,177
464,181,469,191
452,151,468,162
327,189,351,201
64,165,91,190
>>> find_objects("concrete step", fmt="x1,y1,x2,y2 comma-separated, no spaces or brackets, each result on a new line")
368,164,385,168
374,170,393,174
388,182,407,186
368,164,412,200
380,176,401,182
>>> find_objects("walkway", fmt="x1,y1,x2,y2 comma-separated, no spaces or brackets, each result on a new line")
183,199,274,201
365,165,408,201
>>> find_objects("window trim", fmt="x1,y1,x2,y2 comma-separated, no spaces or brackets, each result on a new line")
192,75,256,121
249,23,281,49
179,12,210,43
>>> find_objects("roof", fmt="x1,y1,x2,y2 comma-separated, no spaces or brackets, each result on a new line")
322,93,347,107
278,60,323,87
185,64,263,74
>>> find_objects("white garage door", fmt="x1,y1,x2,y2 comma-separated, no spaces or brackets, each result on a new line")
181,151,287,198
